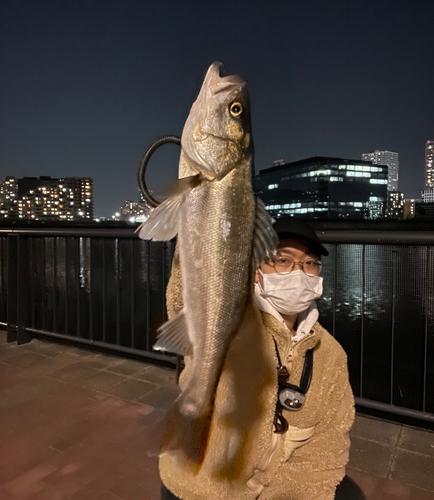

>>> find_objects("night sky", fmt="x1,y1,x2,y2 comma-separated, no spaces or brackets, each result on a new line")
1,0,433,217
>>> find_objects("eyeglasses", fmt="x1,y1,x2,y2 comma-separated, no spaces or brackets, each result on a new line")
269,254,322,276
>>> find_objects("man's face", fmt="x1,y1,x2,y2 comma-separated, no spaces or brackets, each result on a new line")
255,238,321,288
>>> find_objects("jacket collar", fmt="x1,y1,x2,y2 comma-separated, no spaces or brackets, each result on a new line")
260,311,323,356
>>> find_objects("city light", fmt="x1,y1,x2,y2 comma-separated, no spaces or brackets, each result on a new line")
0,176,93,221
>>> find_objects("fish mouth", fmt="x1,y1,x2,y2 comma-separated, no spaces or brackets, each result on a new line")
210,61,245,84
205,62,246,100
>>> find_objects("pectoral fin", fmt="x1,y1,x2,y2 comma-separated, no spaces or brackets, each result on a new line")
136,175,202,241
153,309,192,355
252,198,278,268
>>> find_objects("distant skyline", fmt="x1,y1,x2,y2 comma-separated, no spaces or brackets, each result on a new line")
1,0,433,217
361,150,399,192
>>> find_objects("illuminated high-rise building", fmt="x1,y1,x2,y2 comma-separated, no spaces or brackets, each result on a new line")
426,140,434,189
0,177,19,218
361,150,399,192
422,189,434,203
119,200,150,222
386,191,404,219
254,156,388,220
0,176,93,220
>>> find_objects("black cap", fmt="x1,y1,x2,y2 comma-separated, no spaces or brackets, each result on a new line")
272,218,329,257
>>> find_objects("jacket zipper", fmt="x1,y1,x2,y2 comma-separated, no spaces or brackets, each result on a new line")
285,339,294,371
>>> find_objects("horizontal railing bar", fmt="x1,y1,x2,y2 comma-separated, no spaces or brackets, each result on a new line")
24,327,177,366
0,228,139,238
318,230,434,245
1,228,434,245
355,397,434,423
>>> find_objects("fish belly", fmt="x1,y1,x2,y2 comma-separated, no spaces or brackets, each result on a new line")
178,166,255,419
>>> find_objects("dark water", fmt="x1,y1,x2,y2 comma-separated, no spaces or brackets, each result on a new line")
318,243,434,413
1,237,433,414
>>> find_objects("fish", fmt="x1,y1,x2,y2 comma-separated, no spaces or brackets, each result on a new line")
137,61,277,424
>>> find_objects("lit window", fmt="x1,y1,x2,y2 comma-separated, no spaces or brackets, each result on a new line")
347,171,371,178
308,169,331,177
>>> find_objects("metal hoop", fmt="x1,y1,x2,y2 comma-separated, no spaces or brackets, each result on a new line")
137,135,181,208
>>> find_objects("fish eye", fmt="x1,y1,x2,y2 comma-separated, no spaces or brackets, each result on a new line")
229,102,243,117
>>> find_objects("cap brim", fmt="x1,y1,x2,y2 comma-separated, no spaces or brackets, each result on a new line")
276,231,329,257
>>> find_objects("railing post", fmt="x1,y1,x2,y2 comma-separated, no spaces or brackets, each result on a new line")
390,249,397,405
6,235,18,343
17,236,31,344
146,239,151,351
361,244,366,398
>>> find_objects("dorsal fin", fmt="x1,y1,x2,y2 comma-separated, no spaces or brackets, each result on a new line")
252,198,278,268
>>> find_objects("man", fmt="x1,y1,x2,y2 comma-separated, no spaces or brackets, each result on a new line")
160,218,357,500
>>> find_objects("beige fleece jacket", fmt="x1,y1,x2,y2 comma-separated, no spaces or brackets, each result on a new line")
159,252,355,500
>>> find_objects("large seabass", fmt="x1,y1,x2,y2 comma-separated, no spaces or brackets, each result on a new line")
138,62,276,425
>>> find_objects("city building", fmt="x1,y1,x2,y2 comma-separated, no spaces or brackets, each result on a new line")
422,189,434,203
118,200,150,222
0,177,19,218
385,191,404,219
426,141,434,189
254,156,388,220
361,149,399,192
0,176,93,220
403,199,421,219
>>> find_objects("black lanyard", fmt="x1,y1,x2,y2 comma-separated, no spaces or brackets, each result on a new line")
272,337,314,433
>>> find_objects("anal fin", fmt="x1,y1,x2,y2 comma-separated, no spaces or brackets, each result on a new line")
153,310,192,355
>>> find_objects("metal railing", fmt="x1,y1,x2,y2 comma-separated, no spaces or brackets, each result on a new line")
317,230,434,423
0,228,176,365
1,226,433,423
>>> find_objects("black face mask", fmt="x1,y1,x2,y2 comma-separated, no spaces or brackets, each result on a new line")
272,338,314,434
